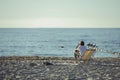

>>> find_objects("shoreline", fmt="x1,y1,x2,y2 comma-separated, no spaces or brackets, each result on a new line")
0,56,120,80
0,56,120,60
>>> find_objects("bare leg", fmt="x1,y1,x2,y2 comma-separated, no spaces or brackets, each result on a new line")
74,53,78,63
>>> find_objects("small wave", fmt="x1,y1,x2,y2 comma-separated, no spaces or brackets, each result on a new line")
0,50,5,52
34,54,59,56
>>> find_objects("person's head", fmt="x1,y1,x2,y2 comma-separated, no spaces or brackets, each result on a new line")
80,41,85,46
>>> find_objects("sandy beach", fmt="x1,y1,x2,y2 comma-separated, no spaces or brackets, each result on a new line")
0,56,120,80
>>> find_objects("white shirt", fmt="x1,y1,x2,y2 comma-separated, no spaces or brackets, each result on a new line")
79,46,87,55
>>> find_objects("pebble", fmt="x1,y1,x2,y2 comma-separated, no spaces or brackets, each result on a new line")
0,57,120,80
29,63,37,67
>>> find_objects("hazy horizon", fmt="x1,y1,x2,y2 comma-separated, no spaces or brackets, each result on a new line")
0,0,120,28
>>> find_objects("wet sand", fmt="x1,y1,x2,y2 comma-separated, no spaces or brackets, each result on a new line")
0,56,120,80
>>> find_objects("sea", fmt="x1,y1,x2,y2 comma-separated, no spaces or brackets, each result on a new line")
0,28,120,57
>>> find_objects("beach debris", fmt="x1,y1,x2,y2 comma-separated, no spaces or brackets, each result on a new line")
43,62,54,65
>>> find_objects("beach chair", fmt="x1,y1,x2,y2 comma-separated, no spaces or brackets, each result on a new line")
80,49,96,64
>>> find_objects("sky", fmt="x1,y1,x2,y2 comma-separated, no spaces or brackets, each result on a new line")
0,0,120,28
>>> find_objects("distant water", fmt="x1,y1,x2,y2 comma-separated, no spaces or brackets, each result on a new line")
0,28,120,57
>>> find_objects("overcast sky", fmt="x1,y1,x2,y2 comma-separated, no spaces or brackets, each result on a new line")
0,0,120,28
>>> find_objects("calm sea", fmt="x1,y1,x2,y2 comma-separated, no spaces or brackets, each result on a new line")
0,28,120,57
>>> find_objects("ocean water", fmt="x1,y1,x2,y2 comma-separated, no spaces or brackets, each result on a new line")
0,28,120,57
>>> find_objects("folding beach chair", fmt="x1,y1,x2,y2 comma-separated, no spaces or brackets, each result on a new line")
80,49,96,64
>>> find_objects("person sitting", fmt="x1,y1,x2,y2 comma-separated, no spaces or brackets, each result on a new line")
74,41,87,64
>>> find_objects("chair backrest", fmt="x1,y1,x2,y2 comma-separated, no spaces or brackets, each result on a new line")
81,49,95,61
